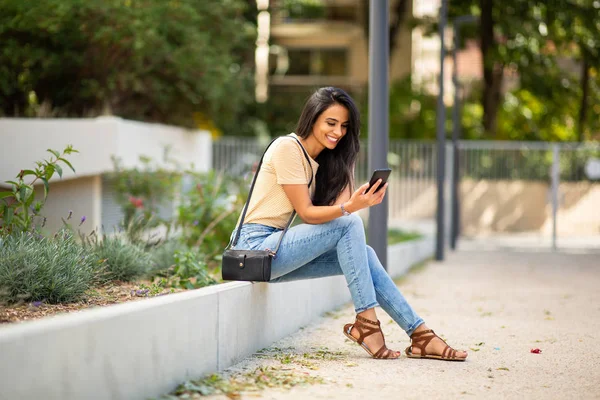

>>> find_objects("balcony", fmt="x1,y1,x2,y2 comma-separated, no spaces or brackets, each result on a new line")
271,0,361,25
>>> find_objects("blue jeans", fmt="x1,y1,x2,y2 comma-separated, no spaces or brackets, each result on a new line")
231,214,424,336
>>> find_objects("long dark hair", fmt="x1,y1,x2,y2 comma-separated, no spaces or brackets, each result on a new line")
295,87,360,206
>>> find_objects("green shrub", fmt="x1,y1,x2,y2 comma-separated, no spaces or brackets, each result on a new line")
147,249,217,290
171,250,217,289
0,0,256,130
148,239,181,273
85,233,152,283
177,171,247,259
0,231,95,304
107,154,181,239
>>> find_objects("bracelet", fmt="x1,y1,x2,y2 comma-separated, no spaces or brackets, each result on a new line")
340,203,351,216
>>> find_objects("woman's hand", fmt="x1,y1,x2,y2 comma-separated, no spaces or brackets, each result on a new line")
344,179,388,213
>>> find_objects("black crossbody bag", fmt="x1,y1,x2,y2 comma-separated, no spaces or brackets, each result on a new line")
221,135,314,282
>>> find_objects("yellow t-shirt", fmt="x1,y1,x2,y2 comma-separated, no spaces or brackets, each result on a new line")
241,134,319,229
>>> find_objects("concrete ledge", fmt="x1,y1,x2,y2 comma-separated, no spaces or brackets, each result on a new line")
0,117,212,183
0,237,433,400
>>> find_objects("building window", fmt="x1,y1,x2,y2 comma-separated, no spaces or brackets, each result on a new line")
281,48,348,76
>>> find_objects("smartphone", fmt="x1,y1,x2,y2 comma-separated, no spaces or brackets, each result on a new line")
366,168,392,193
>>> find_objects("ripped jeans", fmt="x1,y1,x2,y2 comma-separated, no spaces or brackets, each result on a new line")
231,214,424,336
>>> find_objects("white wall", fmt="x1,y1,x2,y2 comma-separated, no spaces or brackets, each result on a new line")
0,117,212,184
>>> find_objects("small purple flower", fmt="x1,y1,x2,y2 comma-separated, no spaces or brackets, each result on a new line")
79,216,86,226
193,220,199,226
67,210,73,220
32,301,42,307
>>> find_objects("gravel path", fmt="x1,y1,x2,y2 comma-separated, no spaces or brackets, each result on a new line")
215,249,600,400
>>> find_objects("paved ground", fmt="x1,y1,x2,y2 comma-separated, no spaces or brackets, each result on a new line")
218,249,600,400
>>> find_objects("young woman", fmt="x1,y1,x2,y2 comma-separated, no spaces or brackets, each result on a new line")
231,87,467,361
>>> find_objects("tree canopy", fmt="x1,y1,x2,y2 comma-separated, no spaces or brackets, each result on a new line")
0,0,256,131
446,0,600,141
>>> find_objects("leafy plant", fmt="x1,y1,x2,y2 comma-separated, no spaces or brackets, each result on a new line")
107,155,181,235
176,171,247,260
83,232,152,283
0,230,95,304
148,250,217,291
169,250,217,290
0,146,77,234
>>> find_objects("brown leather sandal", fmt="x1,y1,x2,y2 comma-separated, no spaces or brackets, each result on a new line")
343,315,400,359
405,329,466,361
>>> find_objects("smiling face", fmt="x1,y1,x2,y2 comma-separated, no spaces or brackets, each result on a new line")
310,103,349,151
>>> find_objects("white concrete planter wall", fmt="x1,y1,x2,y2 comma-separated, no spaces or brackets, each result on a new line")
0,237,433,400
0,117,212,183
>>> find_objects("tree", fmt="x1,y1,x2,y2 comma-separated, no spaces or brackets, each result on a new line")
447,0,600,139
0,0,257,130
545,0,600,141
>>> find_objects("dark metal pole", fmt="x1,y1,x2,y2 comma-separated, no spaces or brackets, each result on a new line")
435,0,448,261
368,0,389,269
450,23,461,250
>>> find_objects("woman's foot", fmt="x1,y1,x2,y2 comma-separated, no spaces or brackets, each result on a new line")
406,324,467,361
344,313,401,359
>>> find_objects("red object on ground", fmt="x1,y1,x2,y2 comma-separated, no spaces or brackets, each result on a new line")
530,348,542,354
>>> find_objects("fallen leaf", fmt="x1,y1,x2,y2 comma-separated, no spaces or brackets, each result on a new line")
530,348,542,354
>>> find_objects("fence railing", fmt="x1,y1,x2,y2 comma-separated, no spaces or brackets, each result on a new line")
212,137,600,247
458,141,600,181
212,138,440,221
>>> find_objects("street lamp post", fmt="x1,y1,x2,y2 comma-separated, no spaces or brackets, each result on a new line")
435,0,448,261
368,0,389,269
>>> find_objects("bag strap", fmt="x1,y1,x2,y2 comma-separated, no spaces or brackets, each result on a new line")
229,135,314,254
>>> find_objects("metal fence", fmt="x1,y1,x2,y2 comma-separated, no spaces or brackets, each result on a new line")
458,141,600,181
213,138,440,222
457,141,600,249
213,137,600,250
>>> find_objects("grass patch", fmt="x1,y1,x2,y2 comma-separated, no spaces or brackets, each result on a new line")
84,233,152,282
387,229,423,245
365,228,423,245
159,367,324,399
